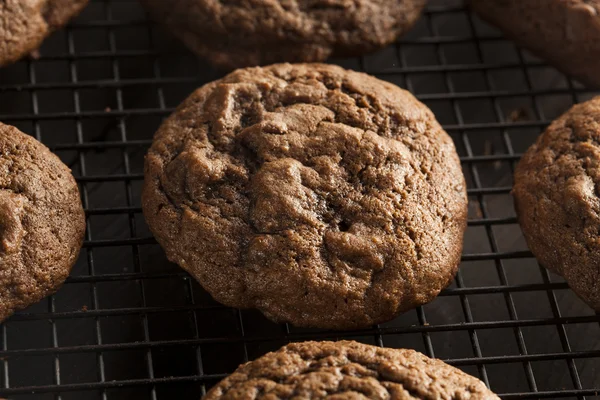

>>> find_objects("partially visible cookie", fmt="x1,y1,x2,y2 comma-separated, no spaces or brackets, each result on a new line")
203,341,500,399
0,123,86,321
514,96,600,311
140,0,427,69
469,0,600,87
0,0,89,67
142,63,467,329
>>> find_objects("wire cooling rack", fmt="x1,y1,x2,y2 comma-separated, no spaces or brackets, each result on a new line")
0,0,599,399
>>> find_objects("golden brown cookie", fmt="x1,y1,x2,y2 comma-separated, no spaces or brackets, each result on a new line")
514,96,600,311
0,123,86,321
139,0,427,70
0,0,89,67
142,63,467,329
203,341,500,399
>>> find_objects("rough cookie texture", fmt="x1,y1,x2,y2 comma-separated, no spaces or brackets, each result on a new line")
514,96,600,311
0,123,85,321
0,0,89,67
142,63,467,329
139,0,427,70
203,341,500,399
470,0,600,87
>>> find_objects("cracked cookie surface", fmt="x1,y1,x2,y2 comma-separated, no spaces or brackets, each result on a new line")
514,96,600,311
142,63,467,329
203,341,500,399
0,0,89,67
139,0,427,70
0,122,85,321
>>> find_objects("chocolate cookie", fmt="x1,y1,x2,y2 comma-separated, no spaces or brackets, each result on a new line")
0,0,89,67
139,0,427,70
0,123,86,321
470,0,600,87
203,341,499,399
514,96,600,311
142,63,467,329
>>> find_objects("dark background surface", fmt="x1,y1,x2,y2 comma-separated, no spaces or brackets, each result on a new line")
0,0,599,398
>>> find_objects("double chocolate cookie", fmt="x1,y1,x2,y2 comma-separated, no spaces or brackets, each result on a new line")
142,63,467,329
140,0,427,69
514,96,600,311
470,0,600,87
0,0,89,67
0,123,86,321
203,341,500,399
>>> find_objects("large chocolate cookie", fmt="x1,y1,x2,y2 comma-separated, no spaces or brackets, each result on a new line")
203,341,499,399
470,0,600,87
142,63,467,329
139,0,427,70
0,123,86,321
0,0,89,67
514,96,600,311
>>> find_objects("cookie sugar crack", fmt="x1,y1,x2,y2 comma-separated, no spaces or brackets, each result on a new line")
0,190,26,255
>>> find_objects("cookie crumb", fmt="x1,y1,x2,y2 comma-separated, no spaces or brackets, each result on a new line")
29,50,41,60
507,107,530,122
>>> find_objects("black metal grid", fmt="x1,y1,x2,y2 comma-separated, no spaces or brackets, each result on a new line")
0,0,599,398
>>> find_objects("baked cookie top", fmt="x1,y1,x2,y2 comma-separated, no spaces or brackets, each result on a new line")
140,0,426,69
203,341,499,399
0,0,89,67
0,123,86,321
514,96,600,311
142,63,467,329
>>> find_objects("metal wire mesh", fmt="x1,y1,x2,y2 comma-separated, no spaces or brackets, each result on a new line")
0,0,599,398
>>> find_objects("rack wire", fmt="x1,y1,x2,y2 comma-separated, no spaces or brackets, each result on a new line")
0,0,599,398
